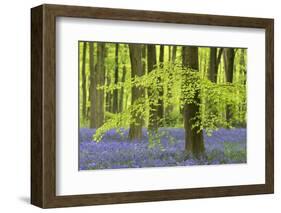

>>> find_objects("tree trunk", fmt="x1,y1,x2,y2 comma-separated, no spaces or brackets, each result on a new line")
204,49,208,78
147,44,158,131
128,44,145,140
119,64,126,112
142,45,146,74
240,49,246,85
105,45,112,113
208,47,223,83
168,46,171,61
89,42,95,128
182,46,205,157
216,48,224,73
81,42,87,121
105,72,112,113
207,48,223,119
224,48,235,83
208,47,217,82
172,46,177,63
223,48,235,122
239,49,246,125
165,46,177,125
89,43,105,128
113,44,119,113
158,45,164,126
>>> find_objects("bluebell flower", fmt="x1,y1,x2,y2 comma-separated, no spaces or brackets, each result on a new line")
79,127,246,170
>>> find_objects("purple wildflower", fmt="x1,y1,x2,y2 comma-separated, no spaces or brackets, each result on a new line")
79,128,246,170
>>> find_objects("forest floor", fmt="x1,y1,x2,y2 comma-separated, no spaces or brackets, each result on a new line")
79,128,246,170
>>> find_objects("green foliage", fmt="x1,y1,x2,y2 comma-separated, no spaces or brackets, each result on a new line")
79,43,247,146
92,59,246,143
93,97,147,142
93,111,130,142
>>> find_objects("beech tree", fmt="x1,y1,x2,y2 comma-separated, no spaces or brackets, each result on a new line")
119,60,126,112
223,48,235,122
158,45,165,126
208,47,223,83
113,44,119,113
89,43,105,128
81,42,246,158
147,44,158,131
128,44,145,140
165,46,177,123
81,42,87,121
182,46,205,157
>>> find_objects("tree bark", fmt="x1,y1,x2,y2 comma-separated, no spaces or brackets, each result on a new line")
158,45,164,126
224,48,235,83
81,42,87,121
172,46,177,63
217,48,224,72
168,46,171,61
113,44,119,113
128,44,145,140
105,45,112,113
89,42,95,128
208,47,217,82
182,46,205,157
204,49,208,78
223,48,235,122
105,72,112,113
165,46,177,125
240,49,246,85
89,43,105,128
119,64,126,112
147,44,158,131
239,49,246,125
208,47,223,83
207,47,223,119
142,45,146,74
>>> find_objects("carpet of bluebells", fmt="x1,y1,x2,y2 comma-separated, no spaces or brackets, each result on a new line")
79,128,246,170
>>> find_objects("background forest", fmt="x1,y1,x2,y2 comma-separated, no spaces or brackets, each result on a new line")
79,41,247,170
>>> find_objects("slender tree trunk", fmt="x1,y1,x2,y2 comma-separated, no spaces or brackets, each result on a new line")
223,48,235,122
204,49,208,78
142,45,147,74
199,49,203,73
113,44,119,113
206,48,224,126
128,44,145,140
105,45,112,113
147,44,158,131
124,92,128,111
240,49,246,85
119,64,126,112
89,43,105,128
106,74,112,112
142,45,147,126
208,47,217,82
239,49,246,125
182,46,205,157
168,46,171,61
208,47,223,83
224,48,235,83
158,45,164,126
172,46,177,63
165,46,177,125
81,42,87,121
216,48,224,73
89,42,95,128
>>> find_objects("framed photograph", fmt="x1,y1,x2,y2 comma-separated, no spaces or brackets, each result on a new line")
31,4,274,208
